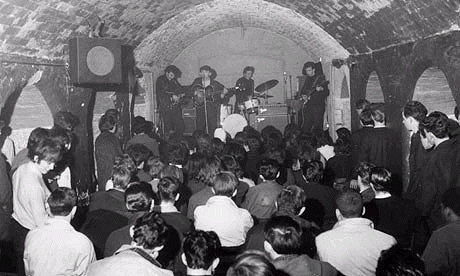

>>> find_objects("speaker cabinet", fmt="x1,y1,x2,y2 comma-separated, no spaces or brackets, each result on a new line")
69,37,122,85
182,108,196,135
254,114,289,132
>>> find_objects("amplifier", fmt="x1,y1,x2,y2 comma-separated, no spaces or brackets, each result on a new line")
258,104,288,116
254,113,289,132
182,108,196,135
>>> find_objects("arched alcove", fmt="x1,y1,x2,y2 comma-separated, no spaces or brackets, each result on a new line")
366,71,384,103
10,85,53,150
413,67,455,116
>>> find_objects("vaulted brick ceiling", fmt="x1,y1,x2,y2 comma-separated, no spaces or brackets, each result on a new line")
1,0,459,67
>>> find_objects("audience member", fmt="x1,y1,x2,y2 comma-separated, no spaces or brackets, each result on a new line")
355,99,370,118
1,121,15,165
10,127,48,176
422,187,460,276
126,116,159,156
226,251,281,276
242,158,283,220
195,171,253,247
324,127,353,185
95,113,123,191
402,101,429,200
376,244,426,276
351,107,374,165
44,127,73,191
86,211,174,276
24,187,95,276
221,154,249,206
126,143,154,182
182,230,221,276
316,189,396,276
146,155,165,193
12,137,62,276
264,216,337,276
184,152,207,194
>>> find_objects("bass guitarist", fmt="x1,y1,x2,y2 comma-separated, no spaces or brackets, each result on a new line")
298,61,329,133
156,65,185,135
190,65,228,135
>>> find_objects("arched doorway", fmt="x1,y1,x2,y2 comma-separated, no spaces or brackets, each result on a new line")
366,71,384,104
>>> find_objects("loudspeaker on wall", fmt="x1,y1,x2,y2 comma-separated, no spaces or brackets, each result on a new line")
69,37,122,85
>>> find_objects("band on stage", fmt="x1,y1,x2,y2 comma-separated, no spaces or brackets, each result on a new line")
155,62,329,136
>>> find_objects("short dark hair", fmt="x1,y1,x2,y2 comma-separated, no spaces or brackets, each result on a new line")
355,99,370,110
132,211,169,250
26,127,49,151
403,101,428,122
258,158,280,181
221,155,244,179
184,152,206,181
376,244,426,276
370,103,385,123
125,182,154,212
197,156,222,187
167,143,189,166
28,137,62,163
47,187,77,216
336,189,363,218
53,111,79,131
264,216,302,255
243,66,255,74
370,167,392,192
302,62,316,75
165,65,182,78
354,162,375,186
132,116,146,135
442,187,460,216
98,114,117,132
49,128,72,151
277,186,306,216
420,111,450,139
227,251,278,276
158,176,181,202
183,230,221,270
126,143,153,166
224,142,247,167
159,165,184,184
213,171,238,197
360,108,374,126
302,160,323,183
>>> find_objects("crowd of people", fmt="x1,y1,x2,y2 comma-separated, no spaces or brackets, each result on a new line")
1,98,460,276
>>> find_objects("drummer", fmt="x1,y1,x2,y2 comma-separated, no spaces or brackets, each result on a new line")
234,66,255,113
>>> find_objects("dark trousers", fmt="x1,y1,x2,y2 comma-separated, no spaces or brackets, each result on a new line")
299,107,324,133
12,218,29,276
161,107,185,135
196,103,220,135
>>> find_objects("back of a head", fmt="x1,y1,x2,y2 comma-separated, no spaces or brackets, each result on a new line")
27,127,49,151
336,127,351,141
354,162,375,186
223,142,247,167
98,114,117,132
258,158,280,181
221,154,244,179
302,160,324,183
442,187,460,217
126,143,153,166
133,211,169,250
360,108,374,126
184,152,206,180
183,230,221,270
264,216,302,255
376,244,426,276
213,171,238,197
112,154,136,190
158,176,181,203
370,103,385,123
277,186,306,216
167,142,190,166
336,189,363,218
54,111,78,131
403,101,428,122
125,182,154,212
370,167,392,193
421,111,450,139
159,165,184,184
132,116,147,135
49,127,72,152
197,156,222,187
227,251,279,276
146,156,165,177
47,187,77,216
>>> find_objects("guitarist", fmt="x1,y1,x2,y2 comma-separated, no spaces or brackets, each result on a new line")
298,61,329,133
190,65,228,135
156,65,185,135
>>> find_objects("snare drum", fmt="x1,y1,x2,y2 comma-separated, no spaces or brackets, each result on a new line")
222,114,248,138
244,98,260,114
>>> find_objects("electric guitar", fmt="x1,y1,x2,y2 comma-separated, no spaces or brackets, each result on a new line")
192,84,240,107
298,77,329,104
161,87,188,110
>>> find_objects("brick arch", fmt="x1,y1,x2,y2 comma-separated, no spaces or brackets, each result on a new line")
134,0,349,70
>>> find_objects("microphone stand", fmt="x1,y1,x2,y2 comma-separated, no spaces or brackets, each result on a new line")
204,87,209,134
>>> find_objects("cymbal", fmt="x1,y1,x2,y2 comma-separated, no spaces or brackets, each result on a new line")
254,93,273,98
255,79,279,93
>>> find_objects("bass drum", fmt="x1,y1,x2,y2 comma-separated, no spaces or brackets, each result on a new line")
244,98,260,114
222,114,248,138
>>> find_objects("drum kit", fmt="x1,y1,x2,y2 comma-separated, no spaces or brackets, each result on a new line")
221,79,278,137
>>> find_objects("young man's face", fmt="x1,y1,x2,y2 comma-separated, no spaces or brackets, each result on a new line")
402,114,417,132
35,158,55,174
305,67,315,77
243,70,253,79
200,70,211,78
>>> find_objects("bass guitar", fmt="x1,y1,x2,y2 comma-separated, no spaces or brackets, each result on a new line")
161,87,188,110
192,84,240,107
